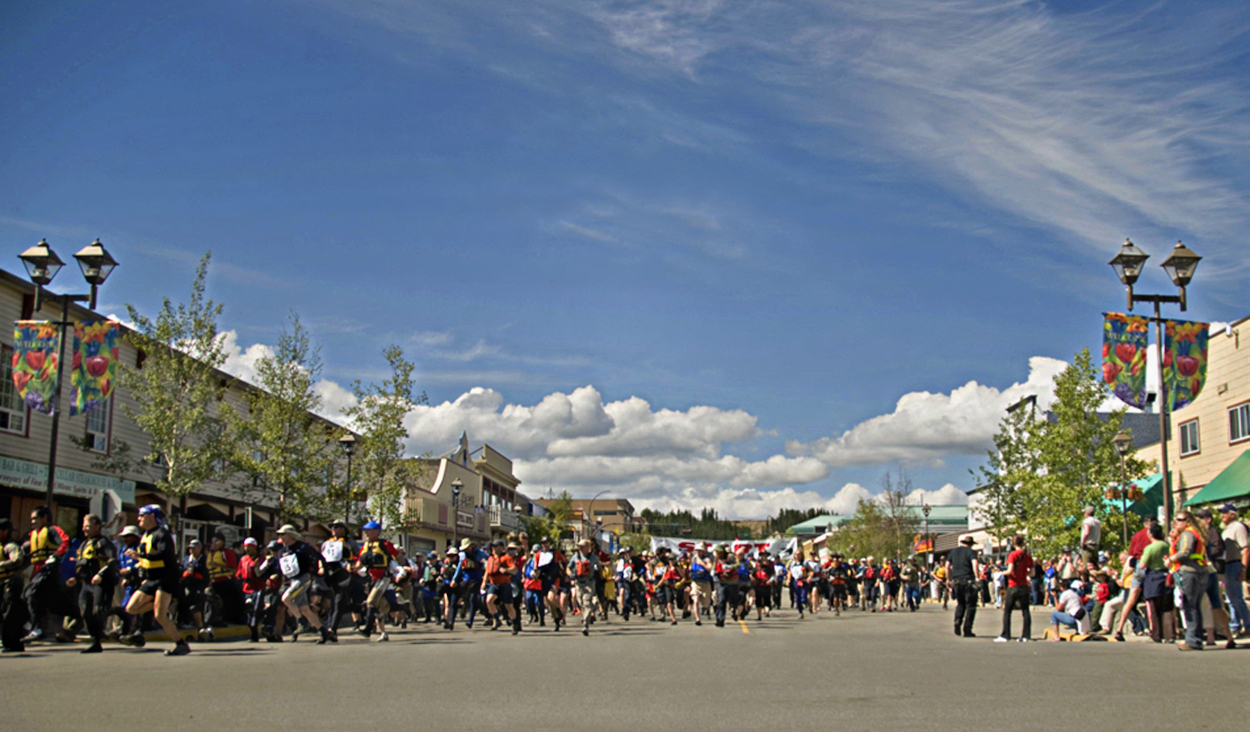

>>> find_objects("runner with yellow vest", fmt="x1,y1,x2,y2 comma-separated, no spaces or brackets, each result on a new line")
123,505,189,656
356,520,399,640
66,514,117,653
21,506,69,644
204,533,240,636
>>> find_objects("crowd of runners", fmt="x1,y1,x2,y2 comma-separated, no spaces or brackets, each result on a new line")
2,501,1246,656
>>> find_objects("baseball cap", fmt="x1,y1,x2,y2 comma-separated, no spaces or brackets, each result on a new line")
242,537,258,547
1196,508,1213,519
188,539,201,547
362,520,382,531
1220,504,1238,514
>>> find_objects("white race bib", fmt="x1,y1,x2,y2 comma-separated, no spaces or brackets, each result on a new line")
789,566,804,579
321,542,343,563
279,553,301,578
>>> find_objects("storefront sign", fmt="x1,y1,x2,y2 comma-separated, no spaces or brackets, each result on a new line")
0,455,135,505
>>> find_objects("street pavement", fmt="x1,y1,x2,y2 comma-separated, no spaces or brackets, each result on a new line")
4,602,1247,731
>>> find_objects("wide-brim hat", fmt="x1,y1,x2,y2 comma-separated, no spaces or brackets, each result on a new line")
460,538,474,549
959,535,976,545
507,542,522,550
577,538,593,547
120,526,141,537
277,524,301,538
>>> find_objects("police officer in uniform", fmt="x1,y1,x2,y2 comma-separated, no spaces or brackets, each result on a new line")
0,519,29,652
67,514,117,653
945,535,981,638
123,505,190,656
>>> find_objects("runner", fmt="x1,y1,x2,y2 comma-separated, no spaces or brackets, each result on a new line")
319,519,358,640
789,549,809,619
752,549,774,620
0,519,27,653
568,539,601,637
204,533,240,635
483,540,520,634
862,557,879,612
356,520,399,640
235,538,266,642
828,554,848,615
537,536,567,631
275,524,334,644
123,504,189,656
21,506,69,643
66,514,117,654
179,539,207,638
688,542,713,626
523,544,547,625
448,537,486,631
650,546,679,625
713,545,742,628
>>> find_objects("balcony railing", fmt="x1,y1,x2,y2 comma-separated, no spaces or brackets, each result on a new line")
489,504,525,533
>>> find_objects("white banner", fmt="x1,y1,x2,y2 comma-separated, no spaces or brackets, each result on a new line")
649,536,790,557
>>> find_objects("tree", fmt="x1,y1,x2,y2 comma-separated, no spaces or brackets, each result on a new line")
226,312,336,523
342,345,427,533
971,397,1043,547
1002,349,1152,558
768,507,825,537
121,253,231,511
524,490,574,548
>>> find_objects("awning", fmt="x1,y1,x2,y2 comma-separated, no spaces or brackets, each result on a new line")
1185,450,1250,506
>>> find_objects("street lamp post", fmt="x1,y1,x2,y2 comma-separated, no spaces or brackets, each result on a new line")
338,433,357,525
18,239,119,509
1109,239,1201,526
450,478,463,553
922,503,931,567
1113,430,1133,546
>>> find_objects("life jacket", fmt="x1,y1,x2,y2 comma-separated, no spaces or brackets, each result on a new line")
523,558,544,590
716,560,738,583
486,555,511,585
575,556,593,579
1170,526,1207,569
207,549,234,581
138,531,166,570
689,556,712,582
864,567,877,581
29,525,66,566
0,543,19,582
360,540,390,569
76,536,110,577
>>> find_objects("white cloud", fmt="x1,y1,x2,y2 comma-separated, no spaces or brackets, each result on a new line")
788,356,1068,467
902,483,968,507
217,329,275,386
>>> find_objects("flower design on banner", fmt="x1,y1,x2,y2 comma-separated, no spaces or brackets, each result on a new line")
12,321,61,414
1102,312,1149,409
70,321,120,416
1163,319,1209,412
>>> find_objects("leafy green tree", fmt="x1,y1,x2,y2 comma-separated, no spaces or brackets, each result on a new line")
226,312,336,523
1012,349,1151,558
343,345,427,533
768,507,825,536
524,491,574,548
121,253,231,511
972,397,1043,547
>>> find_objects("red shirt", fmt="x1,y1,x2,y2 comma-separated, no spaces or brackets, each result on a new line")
1006,549,1034,588
236,553,266,594
1128,528,1152,560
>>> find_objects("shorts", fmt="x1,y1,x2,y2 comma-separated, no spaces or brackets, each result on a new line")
282,574,313,607
1131,566,1145,590
137,571,180,596
311,578,333,599
655,586,675,606
754,587,772,608
832,584,847,600
485,583,513,604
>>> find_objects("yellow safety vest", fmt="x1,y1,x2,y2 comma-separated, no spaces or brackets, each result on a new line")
207,549,233,581
138,532,164,570
29,527,59,563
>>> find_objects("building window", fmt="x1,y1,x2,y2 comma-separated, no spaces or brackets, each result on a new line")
1231,403,1250,444
1179,419,1200,456
85,396,111,453
0,346,28,435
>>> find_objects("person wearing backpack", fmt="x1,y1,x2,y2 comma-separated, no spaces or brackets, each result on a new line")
568,539,601,637
1219,504,1250,637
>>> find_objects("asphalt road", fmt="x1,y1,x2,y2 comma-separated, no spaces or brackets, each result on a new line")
4,603,1246,731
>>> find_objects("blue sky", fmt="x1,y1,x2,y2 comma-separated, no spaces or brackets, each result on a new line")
2,0,1248,517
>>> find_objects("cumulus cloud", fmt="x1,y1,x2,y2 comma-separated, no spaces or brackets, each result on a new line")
217,330,275,386
788,357,1068,467
902,483,968,507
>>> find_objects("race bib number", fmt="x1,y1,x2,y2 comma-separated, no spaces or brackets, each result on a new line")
321,542,343,563
279,554,301,578
789,566,804,579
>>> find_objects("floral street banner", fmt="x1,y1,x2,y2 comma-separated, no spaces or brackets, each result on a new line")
12,321,61,415
70,321,120,417
1163,319,1209,412
1102,313,1150,409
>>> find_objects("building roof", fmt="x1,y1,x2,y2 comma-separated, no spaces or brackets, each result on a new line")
788,505,968,535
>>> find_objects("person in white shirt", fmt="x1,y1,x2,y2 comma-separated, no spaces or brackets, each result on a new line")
1080,506,1103,574
1050,579,1091,640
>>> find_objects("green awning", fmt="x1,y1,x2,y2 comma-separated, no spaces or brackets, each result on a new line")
1185,450,1250,506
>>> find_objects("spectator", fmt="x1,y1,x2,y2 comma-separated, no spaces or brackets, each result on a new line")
1140,523,1175,643
1219,504,1249,637
1049,578,1091,640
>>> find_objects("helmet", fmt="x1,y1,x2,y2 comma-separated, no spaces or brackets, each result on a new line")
362,520,382,531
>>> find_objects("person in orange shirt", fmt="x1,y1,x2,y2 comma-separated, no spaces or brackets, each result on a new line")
484,540,520,635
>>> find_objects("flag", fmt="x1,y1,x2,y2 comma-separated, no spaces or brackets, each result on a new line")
12,321,61,415
1163,319,1209,411
1102,313,1150,409
70,321,120,416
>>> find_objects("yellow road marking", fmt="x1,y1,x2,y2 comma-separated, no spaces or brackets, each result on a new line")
738,620,750,634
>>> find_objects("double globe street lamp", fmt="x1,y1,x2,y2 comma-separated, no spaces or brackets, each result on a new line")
1108,239,1202,526
17,239,120,508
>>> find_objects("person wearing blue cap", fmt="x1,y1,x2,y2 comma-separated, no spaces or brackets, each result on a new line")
355,520,398,641
1219,504,1249,637
123,505,189,656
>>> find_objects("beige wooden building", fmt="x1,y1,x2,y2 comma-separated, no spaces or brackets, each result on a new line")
1135,315,1250,510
